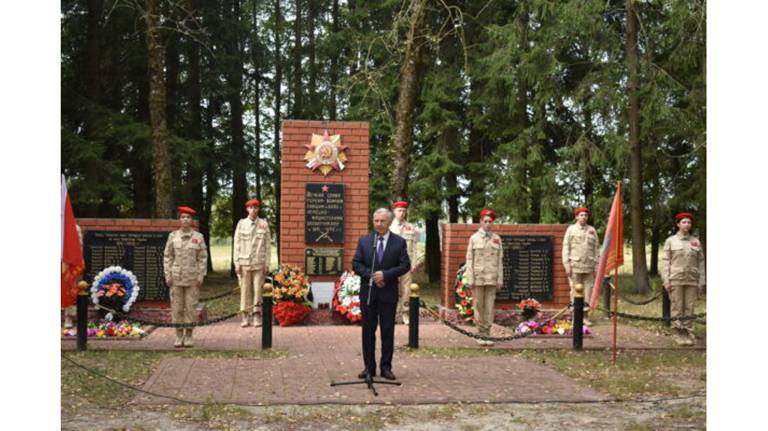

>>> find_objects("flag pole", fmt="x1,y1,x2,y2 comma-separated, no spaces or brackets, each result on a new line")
611,181,621,366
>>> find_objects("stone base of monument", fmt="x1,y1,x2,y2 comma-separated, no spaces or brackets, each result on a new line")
60,302,209,326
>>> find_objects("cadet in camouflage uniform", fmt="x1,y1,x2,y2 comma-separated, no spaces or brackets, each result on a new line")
63,224,84,329
562,207,600,325
661,212,705,346
163,206,208,347
233,199,272,327
389,201,418,325
464,209,504,346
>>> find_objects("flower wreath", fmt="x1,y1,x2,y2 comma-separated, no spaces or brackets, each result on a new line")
332,271,362,323
90,266,140,314
270,264,313,326
454,264,474,322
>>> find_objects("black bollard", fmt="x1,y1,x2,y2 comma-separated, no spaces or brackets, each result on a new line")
408,283,419,349
262,283,273,349
76,281,89,352
573,284,584,351
662,287,671,327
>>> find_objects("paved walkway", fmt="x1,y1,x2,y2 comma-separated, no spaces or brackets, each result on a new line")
62,319,703,405
61,318,703,352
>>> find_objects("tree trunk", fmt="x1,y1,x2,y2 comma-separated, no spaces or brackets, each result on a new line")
425,212,441,283
165,31,181,203
306,0,318,118
513,1,531,222
226,0,248,277
291,0,303,118
329,0,339,120
82,0,104,217
273,0,283,255
132,53,153,218
186,0,204,219
648,172,661,276
203,96,223,272
390,0,428,200
252,0,262,200
626,0,651,294
145,0,173,218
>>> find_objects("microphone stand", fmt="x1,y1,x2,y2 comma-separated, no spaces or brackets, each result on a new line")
330,232,401,396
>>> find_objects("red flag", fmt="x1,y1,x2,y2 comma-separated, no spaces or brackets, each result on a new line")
589,183,624,307
61,175,84,307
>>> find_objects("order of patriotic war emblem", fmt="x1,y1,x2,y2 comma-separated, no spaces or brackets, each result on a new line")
304,130,349,176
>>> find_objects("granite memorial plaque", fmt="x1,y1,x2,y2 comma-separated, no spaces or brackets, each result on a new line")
305,248,343,276
497,235,554,301
305,183,344,243
83,231,170,301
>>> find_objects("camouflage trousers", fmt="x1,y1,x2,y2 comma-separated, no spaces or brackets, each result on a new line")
170,284,199,324
239,267,265,316
396,271,413,321
472,285,497,335
669,284,698,331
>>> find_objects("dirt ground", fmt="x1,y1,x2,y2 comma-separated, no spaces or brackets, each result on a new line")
62,394,705,430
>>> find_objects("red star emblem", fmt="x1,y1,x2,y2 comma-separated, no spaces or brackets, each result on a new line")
321,185,329,193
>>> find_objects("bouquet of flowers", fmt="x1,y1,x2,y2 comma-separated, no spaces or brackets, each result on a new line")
271,264,312,326
516,298,542,320
454,264,474,322
62,319,145,338
515,319,592,336
332,271,362,323
91,266,140,318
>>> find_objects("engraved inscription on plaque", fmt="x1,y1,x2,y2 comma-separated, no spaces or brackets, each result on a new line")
84,231,171,301
497,235,554,301
305,183,344,243
305,248,343,276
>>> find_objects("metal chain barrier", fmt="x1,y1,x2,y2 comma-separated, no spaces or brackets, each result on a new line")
595,306,706,322
419,300,571,343
199,287,239,303
618,291,662,306
94,303,240,328
61,353,706,406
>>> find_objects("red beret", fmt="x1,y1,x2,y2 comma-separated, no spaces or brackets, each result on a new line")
574,207,590,216
245,199,261,208
177,206,196,216
675,212,694,222
479,209,496,221
392,201,409,209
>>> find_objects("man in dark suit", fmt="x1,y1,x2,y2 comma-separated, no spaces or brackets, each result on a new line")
352,208,411,381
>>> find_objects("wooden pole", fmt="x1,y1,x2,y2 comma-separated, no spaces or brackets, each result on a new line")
611,181,621,365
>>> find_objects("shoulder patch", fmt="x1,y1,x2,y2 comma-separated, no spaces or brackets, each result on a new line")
691,240,700,247
258,221,268,229
492,238,501,245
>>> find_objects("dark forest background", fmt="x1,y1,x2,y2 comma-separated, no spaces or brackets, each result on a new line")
61,0,705,292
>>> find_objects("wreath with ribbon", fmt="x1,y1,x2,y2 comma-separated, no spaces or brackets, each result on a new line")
454,264,474,322
90,266,140,315
332,271,362,323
